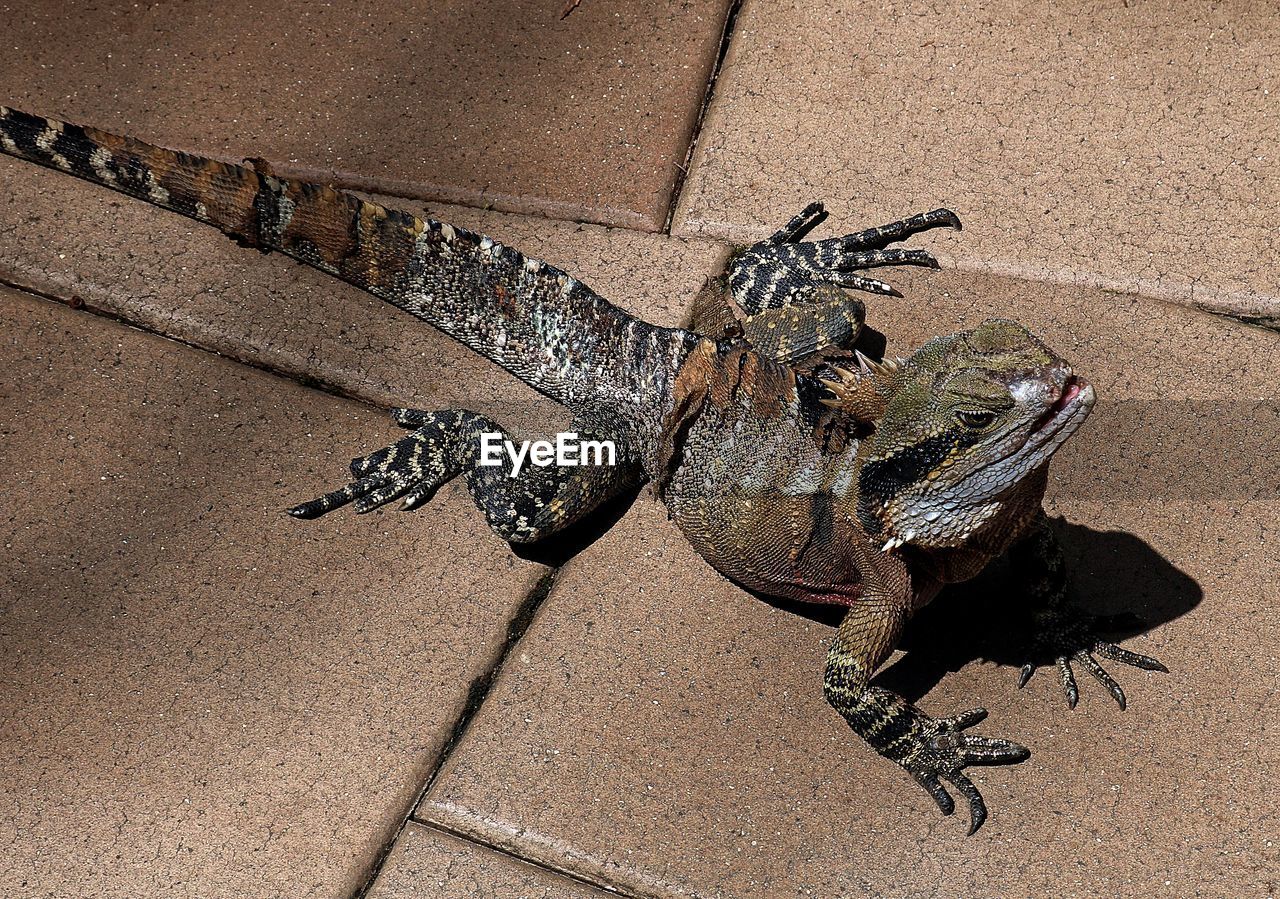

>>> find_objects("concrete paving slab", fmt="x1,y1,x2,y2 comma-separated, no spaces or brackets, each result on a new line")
5,0,732,230
673,0,1280,324
0,154,726,434
0,287,547,898
365,823,611,898
416,270,1279,897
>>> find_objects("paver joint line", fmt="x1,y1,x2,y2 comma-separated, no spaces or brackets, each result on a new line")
412,821,641,899
663,0,747,237
352,568,561,899
0,270,386,410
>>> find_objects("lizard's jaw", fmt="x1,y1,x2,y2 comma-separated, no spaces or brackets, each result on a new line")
1023,376,1094,450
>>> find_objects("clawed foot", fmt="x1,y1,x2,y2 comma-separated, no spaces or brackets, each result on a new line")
1017,609,1168,710
729,202,961,313
898,707,1029,835
287,408,461,519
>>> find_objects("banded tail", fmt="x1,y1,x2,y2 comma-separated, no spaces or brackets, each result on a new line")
0,106,698,414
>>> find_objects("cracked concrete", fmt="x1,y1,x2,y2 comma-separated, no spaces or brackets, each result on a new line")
673,0,1280,322
2,0,733,230
0,287,548,898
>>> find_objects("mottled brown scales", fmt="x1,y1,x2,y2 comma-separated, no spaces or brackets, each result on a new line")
0,107,1167,835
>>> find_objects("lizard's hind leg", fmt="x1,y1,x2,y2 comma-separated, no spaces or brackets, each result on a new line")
289,408,642,544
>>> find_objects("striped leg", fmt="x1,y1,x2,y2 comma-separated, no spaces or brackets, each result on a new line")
728,203,961,315
1010,512,1168,709
824,594,1029,835
289,408,641,544
738,289,865,365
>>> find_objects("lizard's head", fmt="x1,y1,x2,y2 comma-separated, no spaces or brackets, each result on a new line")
855,318,1094,549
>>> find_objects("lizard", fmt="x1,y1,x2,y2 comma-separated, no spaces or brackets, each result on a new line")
0,106,1166,834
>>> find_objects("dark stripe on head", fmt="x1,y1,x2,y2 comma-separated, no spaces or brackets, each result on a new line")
857,427,980,533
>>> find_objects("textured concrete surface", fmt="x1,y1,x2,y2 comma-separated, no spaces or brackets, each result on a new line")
674,0,1280,323
0,287,547,898
4,0,731,230
366,823,610,898
418,270,1279,897
0,154,725,434
4,6,1278,891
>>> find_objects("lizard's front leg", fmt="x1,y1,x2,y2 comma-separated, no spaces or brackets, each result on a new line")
729,202,960,314
288,408,642,544
1008,511,1167,709
707,204,961,366
825,591,1029,834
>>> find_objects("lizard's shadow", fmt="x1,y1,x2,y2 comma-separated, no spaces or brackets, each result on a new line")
509,482,646,568
748,520,1200,704
876,520,1201,703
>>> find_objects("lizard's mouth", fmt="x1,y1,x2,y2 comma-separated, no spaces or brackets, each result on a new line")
1029,375,1091,438
1013,379,1095,466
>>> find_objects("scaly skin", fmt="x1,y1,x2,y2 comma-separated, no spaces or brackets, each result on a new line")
0,107,1166,833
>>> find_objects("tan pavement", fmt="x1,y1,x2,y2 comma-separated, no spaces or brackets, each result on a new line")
2,1,1277,896
0,288,549,898
4,0,732,230
674,0,1280,326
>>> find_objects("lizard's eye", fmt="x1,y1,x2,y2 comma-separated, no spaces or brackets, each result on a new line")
956,409,998,429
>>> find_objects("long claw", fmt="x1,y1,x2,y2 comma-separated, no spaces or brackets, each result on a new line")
914,773,955,816
929,207,963,231
833,207,963,253
832,247,940,272
1092,642,1169,672
961,736,1031,765
1017,664,1035,688
838,274,902,297
769,201,827,244
939,707,988,731
941,771,987,835
287,481,365,519
353,476,413,513
1057,657,1079,709
1074,651,1127,710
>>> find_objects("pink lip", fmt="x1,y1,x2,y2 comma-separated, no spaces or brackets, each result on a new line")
1050,379,1081,414
1032,376,1085,434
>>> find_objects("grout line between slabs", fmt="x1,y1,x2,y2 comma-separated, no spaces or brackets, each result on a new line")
663,0,746,236
0,273,411,413
351,567,562,899
414,819,646,899
0,279,627,896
